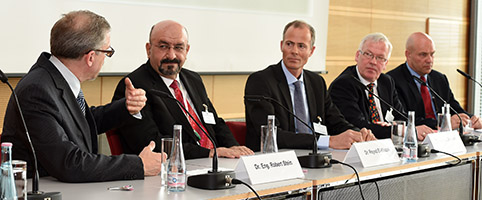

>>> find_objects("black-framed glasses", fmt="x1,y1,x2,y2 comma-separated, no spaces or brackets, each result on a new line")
89,46,115,57
359,50,387,63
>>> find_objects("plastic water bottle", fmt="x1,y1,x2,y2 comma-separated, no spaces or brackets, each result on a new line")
438,103,452,132
402,111,418,162
167,125,186,192
1,142,18,200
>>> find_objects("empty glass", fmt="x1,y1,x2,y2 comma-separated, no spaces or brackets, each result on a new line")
391,120,405,152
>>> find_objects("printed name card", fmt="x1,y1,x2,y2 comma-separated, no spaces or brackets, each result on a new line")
343,139,400,168
423,130,466,154
234,151,304,185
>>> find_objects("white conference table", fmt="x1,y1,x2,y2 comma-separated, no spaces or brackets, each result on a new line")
28,143,482,200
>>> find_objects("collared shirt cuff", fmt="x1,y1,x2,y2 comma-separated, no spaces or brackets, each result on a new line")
132,112,142,119
317,135,329,149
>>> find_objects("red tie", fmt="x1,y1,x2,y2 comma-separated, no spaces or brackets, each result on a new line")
170,80,213,149
420,76,435,119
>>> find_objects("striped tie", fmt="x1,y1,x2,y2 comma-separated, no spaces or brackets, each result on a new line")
77,89,86,115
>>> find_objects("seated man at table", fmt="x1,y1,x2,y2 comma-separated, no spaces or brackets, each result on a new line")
112,20,253,159
244,20,377,152
1,10,164,182
329,33,434,140
387,32,482,132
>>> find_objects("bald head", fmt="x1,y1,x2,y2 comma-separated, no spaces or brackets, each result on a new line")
149,20,189,44
405,32,436,76
406,32,435,51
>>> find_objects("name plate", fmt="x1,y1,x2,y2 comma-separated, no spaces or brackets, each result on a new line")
235,151,304,185
343,139,400,168
422,130,466,154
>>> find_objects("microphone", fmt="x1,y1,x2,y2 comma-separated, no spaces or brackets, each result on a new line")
457,69,482,88
244,95,332,168
351,75,408,120
0,69,61,200
149,89,235,190
411,75,473,145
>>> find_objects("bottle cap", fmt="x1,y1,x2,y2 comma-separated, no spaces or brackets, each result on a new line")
1,142,13,147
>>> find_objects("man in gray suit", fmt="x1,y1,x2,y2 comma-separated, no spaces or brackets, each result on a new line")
1,10,164,182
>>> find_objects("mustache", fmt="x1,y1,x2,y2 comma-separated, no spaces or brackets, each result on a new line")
160,58,180,65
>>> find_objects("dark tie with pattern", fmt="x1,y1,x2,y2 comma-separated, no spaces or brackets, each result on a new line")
293,80,311,133
420,76,435,119
367,83,381,123
77,89,86,116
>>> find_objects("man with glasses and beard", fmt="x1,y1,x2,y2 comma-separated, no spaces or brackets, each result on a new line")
112,20,253,159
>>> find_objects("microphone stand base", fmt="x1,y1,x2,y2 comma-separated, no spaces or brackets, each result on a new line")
298,153,332,168
27,191,62,200
461,134,477,146
187,170,236,190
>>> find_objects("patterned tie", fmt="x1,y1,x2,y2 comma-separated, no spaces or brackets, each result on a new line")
367,83,381,123
76,89,86,116
293,80,311,134
420,76,435,119
170,80,213,149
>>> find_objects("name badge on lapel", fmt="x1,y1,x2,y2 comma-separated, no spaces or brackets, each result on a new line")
313,116,328,135
385,108,394,122
201,104,216,125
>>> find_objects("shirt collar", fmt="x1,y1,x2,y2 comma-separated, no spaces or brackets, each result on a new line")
281,60,304,85
49,55,81,97
355,65,377,87
161,74,181,89
406,62,428,80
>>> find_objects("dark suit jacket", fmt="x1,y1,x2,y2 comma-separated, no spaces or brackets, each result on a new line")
112,61,239,159
1,52,143,183
244,61,357,151
387,63,467,129
329,65,406,139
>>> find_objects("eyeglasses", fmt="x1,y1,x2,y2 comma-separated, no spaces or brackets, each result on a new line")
359,50,387,63
89,46,115,57
153,43,186,52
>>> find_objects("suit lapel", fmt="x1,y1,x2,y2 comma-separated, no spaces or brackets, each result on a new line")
401,64,423,106
377,79,390,119
274,64,295,129
45,60,93,152
147,66,200,142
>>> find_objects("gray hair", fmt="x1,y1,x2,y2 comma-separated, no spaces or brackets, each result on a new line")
358,32,392,59
50,10,111,59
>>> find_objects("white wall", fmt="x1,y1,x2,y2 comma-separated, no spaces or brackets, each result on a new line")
0,0,329,73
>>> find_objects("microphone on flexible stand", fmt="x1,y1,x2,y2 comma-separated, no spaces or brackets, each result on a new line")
244,95,332,168
457,69,482,88
351,75,408,120
149,89,235,190
412,75,477,146
0,69,61,200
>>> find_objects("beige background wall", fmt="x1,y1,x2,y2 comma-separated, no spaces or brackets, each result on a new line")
0,0,470,153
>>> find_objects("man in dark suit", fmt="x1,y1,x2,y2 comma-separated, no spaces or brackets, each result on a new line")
112,20,253,159
329,33,433,140
244,20,376,152
387,32,481,131
1,10,164,182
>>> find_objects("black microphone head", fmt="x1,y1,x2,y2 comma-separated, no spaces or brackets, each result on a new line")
456,69,471,79
350,75,368,88
0,69,8,83
412,75,426,86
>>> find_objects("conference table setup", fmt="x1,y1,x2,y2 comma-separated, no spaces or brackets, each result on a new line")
28,133,482,200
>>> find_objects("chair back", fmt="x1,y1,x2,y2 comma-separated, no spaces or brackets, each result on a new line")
225,121,247,146
106,129,123,155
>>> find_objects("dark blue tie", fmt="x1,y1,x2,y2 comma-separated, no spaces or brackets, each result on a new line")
77,89,86,115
